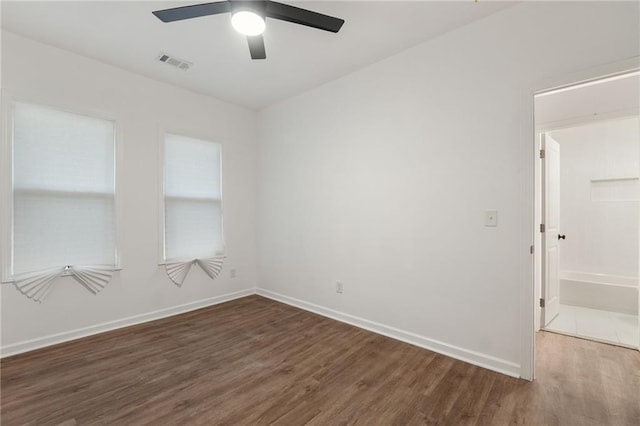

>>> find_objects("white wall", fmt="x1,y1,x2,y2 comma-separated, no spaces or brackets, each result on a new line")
551,117,639,279
257,2,640,376
1,31,258,354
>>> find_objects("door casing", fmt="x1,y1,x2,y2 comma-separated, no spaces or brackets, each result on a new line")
521,57,640,381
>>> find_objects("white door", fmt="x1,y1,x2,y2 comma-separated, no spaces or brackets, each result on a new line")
542,134,561,326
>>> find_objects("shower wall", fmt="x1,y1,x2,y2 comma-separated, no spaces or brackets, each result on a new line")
549,117,639,311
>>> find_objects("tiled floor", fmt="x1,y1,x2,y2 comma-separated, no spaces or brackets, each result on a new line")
545,304,639,347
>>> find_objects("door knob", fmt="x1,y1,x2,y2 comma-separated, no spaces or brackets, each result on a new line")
558,234,566,240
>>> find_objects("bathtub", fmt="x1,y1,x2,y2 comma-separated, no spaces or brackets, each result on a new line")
560,271,639,315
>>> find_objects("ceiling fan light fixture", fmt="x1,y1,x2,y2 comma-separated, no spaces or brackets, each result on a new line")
231,10,265,36
153,1,345,60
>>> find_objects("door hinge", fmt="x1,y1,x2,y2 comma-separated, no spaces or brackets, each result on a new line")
539,298,545,308
539,149,545,159
530,245,534,254
539,224,545,233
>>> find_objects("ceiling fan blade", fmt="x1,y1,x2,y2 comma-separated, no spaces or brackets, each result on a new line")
266,1,344,33
153,1,231,23
247,35,266,60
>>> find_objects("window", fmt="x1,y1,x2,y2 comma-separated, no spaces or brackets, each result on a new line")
10,102,117,279
163,133,223,262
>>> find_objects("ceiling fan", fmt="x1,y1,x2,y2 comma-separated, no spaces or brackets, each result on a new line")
152,1,345,60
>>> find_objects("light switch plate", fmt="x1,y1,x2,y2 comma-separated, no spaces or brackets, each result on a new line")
485,210,498,227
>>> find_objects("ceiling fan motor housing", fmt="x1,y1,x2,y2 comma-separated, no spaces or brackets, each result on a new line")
230,0,267,18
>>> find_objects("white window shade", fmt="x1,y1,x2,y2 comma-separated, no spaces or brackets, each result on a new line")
163,134,224,286
13,193,115,273
11,102,116,300
165,198,222,259
164,134,223,260
164,134,221,200
13,103,115,193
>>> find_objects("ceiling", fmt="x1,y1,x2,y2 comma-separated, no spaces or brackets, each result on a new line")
535,73,640,126
1,1,513,109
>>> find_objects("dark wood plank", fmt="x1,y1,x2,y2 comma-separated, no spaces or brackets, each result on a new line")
1,295,639,425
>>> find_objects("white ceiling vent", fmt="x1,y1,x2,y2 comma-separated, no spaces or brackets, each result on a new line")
157,53,192,71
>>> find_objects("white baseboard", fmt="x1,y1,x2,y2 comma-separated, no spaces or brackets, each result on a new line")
1,288,256,358
3,286,522,378
256,288,521,378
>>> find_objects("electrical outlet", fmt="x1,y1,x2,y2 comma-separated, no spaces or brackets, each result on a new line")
230,269,237,279
336,281,343,294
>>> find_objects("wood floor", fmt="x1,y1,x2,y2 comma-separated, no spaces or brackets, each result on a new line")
1,295,639,425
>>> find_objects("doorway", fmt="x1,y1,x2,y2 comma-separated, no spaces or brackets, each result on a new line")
534,72,640,349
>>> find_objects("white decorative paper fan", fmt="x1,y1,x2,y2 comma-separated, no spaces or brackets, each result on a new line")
13,267,63,303
165,260,195,287
197,255,226,280
165,255,226,286
71,265,114,294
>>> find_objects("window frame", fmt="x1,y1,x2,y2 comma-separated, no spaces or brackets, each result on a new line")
158,130,225,265
1,91,123,283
